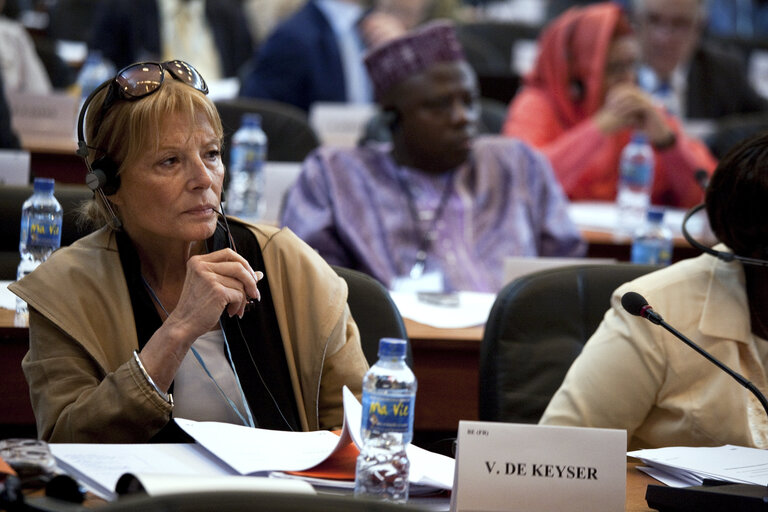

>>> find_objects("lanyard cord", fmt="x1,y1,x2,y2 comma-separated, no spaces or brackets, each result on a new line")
140,275,256,428
394,168,454,279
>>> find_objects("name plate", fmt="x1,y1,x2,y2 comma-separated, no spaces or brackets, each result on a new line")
450,421,626,512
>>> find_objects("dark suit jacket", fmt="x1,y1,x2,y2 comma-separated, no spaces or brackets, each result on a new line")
0,73,20,149
239,1,347,112
89,0,254,78
687,42,768,120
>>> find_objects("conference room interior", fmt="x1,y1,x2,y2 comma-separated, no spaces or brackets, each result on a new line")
2,0,768,509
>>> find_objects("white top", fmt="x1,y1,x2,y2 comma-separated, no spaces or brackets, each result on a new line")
173,328,253,426
158,0,222,81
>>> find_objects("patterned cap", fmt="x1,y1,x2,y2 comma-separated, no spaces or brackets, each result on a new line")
364,20,465,101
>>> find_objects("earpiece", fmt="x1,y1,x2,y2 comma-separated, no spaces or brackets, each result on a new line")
569,79,585,102
382,108,401,131
87,155,121,196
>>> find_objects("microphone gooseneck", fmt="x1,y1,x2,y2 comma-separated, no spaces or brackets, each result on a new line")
621,291,768,421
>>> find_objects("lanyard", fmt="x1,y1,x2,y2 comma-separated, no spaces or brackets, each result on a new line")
141,275,256,428
394,168,454,279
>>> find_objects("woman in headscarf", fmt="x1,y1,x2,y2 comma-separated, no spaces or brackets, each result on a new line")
503,2,715,208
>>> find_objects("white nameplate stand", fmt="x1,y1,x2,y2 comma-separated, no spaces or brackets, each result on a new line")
451,421,626,512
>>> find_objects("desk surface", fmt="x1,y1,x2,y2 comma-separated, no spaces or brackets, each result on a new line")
28,461,656,511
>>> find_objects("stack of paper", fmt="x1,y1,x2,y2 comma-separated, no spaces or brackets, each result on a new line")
51,387,454,501
628,445,768,488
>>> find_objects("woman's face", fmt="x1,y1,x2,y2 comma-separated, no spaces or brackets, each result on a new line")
110,111,224,248
602,35,640,97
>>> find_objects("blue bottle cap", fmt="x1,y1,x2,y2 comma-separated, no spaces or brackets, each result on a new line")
241,113,262,127
647,208,664,224
378,338,407,358
33,178,55,193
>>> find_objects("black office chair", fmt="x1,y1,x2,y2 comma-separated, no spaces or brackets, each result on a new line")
0,184,94,280
332,266,412,368
215,98,320,167
478,263,659,424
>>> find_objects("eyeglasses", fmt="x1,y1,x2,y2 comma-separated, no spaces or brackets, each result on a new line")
101,60,208,113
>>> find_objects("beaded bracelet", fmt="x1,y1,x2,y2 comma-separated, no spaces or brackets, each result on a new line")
133,350,173,406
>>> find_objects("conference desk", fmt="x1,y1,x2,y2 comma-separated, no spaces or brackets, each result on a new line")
26,461,656,511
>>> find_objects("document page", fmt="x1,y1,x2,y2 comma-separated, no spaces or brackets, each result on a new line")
629,445,768,486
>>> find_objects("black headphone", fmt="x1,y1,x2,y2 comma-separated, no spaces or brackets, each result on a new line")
76,79,123,228
382,108,401,131
682,203,768,268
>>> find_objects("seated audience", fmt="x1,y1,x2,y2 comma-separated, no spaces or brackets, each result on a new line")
503,2,716,208
89,0,254,81
631,0,768,121
281,21,585,294
10,60,367,443
239,0,418,112
541,130,768,449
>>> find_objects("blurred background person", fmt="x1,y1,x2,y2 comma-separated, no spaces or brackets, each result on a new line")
89,0,255,82
0,0,51,95
281,21,585,293
0,71,20,148
503,2,716,207
541,130,768,449
239,0,434,112
631,0,768,123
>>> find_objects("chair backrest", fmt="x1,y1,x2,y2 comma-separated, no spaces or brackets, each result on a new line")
332,266,412,368
0,184,94,280
215,98,320,166
478,263,659,424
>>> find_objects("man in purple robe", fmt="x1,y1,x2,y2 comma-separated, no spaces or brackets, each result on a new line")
281,20,586,293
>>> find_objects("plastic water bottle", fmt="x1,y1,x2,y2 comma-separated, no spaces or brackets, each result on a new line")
76,51,114,108
226,113,267,219
355,338,417,503
15,178,63,323
631,208,673,265
616,132,655,238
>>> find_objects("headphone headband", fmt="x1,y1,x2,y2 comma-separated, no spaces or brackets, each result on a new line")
682,203,768,267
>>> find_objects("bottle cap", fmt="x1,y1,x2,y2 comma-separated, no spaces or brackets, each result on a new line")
33,178,55,194
378,338,407,358
631,132,649,144
647,208,664,224
241,113,262,127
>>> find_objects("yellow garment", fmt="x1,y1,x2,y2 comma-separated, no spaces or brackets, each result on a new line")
540,247,768,449
10,222,368,442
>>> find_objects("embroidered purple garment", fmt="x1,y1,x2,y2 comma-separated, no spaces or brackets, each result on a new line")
281,136,586,292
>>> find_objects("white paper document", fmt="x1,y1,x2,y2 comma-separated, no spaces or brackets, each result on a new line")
389,291,495,328
628,444,768,487
50,443,236,500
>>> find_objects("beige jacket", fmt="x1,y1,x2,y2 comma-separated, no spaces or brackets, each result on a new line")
541,249,768,450
10,223,368,442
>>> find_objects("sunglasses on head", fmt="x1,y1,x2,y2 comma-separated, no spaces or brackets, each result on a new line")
101,59,209,112
77,60,209,156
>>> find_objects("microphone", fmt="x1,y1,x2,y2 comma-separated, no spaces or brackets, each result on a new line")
621,291,768,419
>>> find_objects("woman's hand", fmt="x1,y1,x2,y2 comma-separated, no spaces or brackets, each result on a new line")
167,248,262,338
594,84,675,146
139,249,262,390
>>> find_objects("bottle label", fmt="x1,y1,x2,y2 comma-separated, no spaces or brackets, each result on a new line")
631,239,672,265
24,218,61,248
361,392,415,436
620,155,653,187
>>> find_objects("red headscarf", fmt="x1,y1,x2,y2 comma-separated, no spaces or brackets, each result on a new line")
526,3,633,127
